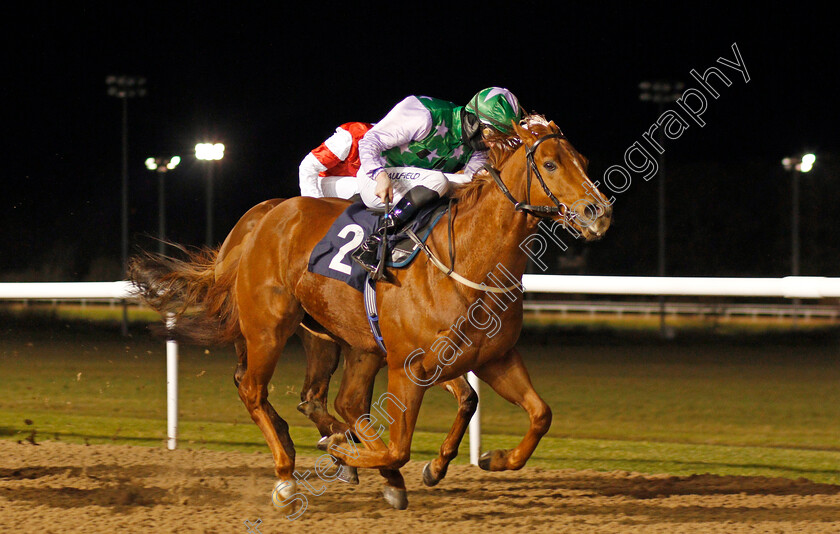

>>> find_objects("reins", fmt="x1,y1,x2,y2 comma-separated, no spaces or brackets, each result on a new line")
404,227,520,294
385,131,577,295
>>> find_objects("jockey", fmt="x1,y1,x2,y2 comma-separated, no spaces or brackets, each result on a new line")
351,87,524,274
299,121,374,198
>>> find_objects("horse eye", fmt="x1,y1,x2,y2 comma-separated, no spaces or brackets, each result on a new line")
543,161,557,172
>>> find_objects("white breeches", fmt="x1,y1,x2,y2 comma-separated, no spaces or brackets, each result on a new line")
318,175,364,199
359,167,451,209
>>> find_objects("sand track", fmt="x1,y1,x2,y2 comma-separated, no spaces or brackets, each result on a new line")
1,440,839,533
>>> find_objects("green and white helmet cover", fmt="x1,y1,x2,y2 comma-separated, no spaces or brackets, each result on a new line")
465,87,524,135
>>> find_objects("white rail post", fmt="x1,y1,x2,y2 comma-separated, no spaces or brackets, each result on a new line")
467,371,481,465
166,313,178,450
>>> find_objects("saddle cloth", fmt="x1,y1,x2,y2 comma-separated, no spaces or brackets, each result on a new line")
307,200,450,292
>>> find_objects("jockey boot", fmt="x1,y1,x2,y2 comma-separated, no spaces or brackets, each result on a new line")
351,187,440,274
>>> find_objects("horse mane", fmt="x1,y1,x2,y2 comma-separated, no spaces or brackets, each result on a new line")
451,113,556,210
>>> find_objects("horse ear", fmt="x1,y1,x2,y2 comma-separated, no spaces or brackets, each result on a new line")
548,120,561,134
512,120,537,145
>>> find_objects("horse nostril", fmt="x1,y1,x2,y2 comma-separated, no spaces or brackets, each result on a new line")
583,203,599,221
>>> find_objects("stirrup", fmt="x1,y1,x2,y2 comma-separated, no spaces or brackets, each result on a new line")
351,239,381,274
352,250,380,275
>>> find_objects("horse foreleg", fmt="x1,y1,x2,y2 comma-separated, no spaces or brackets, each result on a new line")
296,326,347,438
473,347,552,471
327,369,425,510
332,347,381,429
422,375,477,486
332,347,405,495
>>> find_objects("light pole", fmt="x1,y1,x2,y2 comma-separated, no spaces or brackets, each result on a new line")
195,143,225,247
782,153,816,326
106,75,147,336
639,80,684,338
145,156,181,255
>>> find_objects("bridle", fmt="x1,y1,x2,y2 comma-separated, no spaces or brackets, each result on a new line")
484,131,578,221
397,131,585,296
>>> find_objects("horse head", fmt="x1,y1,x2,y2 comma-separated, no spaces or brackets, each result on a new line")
504,116,612,241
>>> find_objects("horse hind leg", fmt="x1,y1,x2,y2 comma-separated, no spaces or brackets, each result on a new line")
233,339,247,387
473,347,552,472
237,293,305,513
238,339,298,478
294,326,361,485
422,375,477,487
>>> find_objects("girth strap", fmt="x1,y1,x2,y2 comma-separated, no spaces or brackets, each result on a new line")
363,275,387,354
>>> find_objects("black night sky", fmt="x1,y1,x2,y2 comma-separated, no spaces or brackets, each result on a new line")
4,4,838,281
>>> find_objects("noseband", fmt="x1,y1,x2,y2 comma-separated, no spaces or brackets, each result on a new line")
484,132,577,220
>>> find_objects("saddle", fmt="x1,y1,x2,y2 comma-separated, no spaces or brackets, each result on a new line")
308,199,452,292
385,199,450,267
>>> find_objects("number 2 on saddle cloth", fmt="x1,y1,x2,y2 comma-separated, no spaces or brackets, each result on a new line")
307,199,453,352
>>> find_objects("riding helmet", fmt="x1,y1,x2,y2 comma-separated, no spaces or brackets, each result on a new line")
465,87,524,135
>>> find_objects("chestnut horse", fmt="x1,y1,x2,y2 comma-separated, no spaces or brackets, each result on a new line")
132,115,611,511
216,198,477,488
132,198,478,494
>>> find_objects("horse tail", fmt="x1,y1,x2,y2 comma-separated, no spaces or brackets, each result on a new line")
128,244,241,346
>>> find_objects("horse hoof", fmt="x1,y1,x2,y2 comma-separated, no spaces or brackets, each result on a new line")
338,465,359,485
271,479,303,516
326,432,347,453
382,485,408,510
478,450,503,471
422,462,440,487
316,435,329,451
296,401,312,416
271,479,296,504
